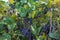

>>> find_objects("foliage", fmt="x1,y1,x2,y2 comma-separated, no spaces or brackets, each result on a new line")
0,0,60,40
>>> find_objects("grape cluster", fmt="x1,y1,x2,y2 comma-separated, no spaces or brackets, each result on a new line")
16,22,33,40
39,21,50,35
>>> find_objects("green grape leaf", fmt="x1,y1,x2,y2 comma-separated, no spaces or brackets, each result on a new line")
20,8,27,17
2,33,11,40
21,0,27,3
31,24,41,35
49,32,60,39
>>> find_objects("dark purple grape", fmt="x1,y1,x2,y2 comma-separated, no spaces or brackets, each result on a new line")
21,27,32,40
22,27,28,36
39,22,50,35
16,22,33,40
10,4,15,9
24,18,29,23
16,22,28,35
16,22,21,27
16,22,24,32
29,18,32,25
25,29,32,40
24,18,32,25
50,26,53,32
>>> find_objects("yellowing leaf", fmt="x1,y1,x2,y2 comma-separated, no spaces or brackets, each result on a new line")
10,14,16,21
8,0,14,4
42,33,46,40
32,11,36,18
28,13,31,18
54,0,60,3
47,0,53,8
57,16,60,21
46,11,53,17
24,5,27,9
39,8,42,12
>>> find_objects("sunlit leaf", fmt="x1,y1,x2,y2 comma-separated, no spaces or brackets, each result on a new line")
54,0,60,5
57,16,60,21
8,0,14,4
20,8,27,17
46,11,53,17
41,33,46,40
32,10,36,18
47,0,53,8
